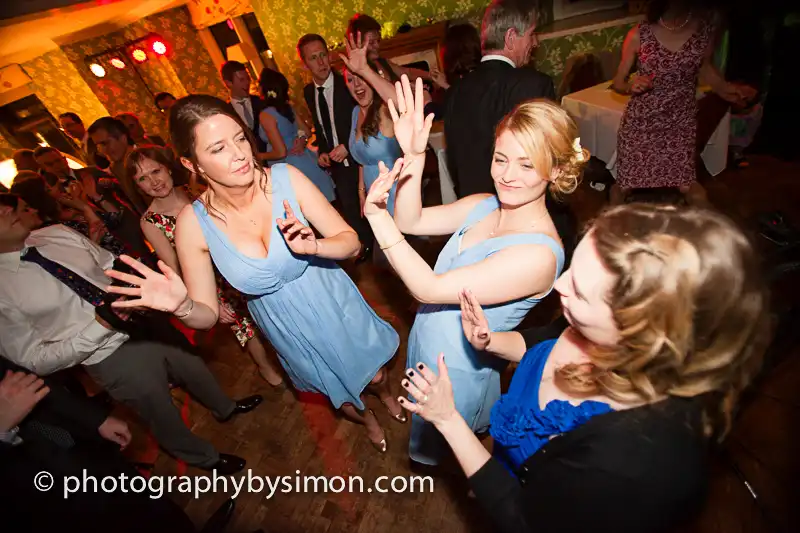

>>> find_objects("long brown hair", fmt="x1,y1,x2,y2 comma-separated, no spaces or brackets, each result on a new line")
168,94,269,220
124,144,188,190
344,64,393,143
557,204,771,441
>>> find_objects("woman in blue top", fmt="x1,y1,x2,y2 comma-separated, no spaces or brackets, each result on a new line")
361,76,586,465
255,68,336,202
339,35,403,219
394,203,770,533
105,95,404,453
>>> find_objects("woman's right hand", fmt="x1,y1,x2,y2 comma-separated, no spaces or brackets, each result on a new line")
104,255,189,314
388,75,435,157
459,289,491,351
629,73,653,95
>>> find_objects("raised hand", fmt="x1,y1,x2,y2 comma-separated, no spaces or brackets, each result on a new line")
104,254,189,313
364,158,403,217
277,199,318,255
339,31,369,76
388,75,435,157
398,354,458,427
459,289,491,351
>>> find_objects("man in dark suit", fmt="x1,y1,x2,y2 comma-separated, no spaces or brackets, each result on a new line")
444,0,556,198
443,0,576,263
298,33,372,261
221,60,268,156
0,360,237,533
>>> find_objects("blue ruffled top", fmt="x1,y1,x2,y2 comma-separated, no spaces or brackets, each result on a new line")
490,339,614,475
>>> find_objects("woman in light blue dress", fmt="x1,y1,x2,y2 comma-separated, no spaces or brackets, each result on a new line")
106,94,405,453
342,63,402,217
361,76,588,465
256,68,336,202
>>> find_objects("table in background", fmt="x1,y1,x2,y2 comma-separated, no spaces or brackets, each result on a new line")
561,81,730,178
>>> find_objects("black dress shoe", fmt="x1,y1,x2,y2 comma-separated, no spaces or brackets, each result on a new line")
204,454,246,476
217,395,263,422
200,497,236,533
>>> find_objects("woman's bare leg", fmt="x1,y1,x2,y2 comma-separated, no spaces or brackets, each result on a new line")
340,400,387,452
245,336,283,386
367,367,406,422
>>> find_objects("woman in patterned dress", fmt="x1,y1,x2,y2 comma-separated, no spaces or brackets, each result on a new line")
611,0,755,204
126,146,283,386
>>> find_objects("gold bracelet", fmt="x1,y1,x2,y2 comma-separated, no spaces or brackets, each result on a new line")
174,299,194,319
380,236,406,250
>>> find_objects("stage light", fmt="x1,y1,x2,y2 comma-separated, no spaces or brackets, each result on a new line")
152,40,167,55
89,63,106,77
131,48,148,63
109,57,126,69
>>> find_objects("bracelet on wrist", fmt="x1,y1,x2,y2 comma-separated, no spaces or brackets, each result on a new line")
174,299,194,319
380,236,406,251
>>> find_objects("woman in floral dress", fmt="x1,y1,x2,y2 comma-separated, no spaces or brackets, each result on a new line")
611,0,754,204
126,145,283,386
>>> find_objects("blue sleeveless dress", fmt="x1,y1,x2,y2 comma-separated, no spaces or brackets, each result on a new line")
491,339,613,475
259,107,336,202
406,196,565,465
348,106,402,216
191,164,399,410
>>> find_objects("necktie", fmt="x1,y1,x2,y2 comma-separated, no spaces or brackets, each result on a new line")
317,87,335,150
237,98,253,128
21,247,106,307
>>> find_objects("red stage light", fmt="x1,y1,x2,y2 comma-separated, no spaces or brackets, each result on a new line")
131,48,148,63
152,40,167,55
109,57,126,69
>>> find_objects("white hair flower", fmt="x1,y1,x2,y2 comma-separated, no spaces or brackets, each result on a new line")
267,90,277,98
573,137,585,162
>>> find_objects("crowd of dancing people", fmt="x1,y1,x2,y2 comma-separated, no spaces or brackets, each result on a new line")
1,1,773,532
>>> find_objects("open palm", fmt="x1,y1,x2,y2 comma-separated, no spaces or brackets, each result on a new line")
339,31,369,76
105,255,188,313
277,200,318,255
364,159,403,217
388,75,435,157
459,289,491,351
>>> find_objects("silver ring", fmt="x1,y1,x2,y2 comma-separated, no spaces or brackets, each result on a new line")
423,394,429,403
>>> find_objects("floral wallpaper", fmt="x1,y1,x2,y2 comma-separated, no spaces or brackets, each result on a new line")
22,48,109,126
535,23,635,88
186,0,252,29
249,0,489,112
58,6,226,140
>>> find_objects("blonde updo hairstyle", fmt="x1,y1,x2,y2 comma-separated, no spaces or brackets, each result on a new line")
495,99,589,197
557,203,771,441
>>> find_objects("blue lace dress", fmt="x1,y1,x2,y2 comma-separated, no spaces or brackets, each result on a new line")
490,339,614,475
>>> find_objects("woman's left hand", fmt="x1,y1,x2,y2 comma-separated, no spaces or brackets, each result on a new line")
277,200,318,255
339,31,369,76
389,75,435,157
720,82,757,105
363,159,403,217
399,353,458,427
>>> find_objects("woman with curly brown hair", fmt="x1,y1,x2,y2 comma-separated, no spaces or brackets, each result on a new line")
363,76,587,466
402,202,770,533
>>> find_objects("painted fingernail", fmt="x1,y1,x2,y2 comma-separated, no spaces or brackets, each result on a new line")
398,398,405,404
402,380,409,387
417,363,424,370
406,369,414,377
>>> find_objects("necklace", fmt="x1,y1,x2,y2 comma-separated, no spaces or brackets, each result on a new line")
489,209,550,238
659,11,692,31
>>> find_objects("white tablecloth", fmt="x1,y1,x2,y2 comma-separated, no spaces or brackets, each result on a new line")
561,81,730,178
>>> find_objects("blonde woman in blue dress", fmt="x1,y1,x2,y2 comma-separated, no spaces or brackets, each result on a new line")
363,76,588,465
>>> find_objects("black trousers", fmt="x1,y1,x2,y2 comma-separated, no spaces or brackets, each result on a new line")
0,438,196,533
331,162,373,248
